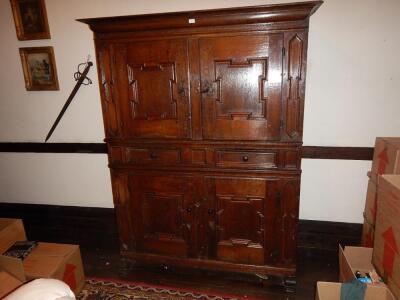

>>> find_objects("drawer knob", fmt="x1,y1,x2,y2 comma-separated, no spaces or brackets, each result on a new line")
242,155,249,162
208,208,214,215
150,152,157,159
186,207,192,213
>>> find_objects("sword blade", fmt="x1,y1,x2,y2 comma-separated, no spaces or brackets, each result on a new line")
45,62,93,142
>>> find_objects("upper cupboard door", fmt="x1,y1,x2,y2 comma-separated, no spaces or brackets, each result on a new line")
199,34,283,141
114,39,190,139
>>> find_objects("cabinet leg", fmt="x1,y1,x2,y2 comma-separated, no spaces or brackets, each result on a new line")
283,276,297,293
119,257,135,276
257,274,296,294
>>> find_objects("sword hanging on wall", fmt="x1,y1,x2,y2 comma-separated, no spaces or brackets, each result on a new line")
45,60,93,142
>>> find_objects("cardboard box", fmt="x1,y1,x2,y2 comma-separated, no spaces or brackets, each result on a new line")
364,179,378,224
338,245,385,285
0,242,85,295
362,179,378,247
373,175,400,299
362,218,375,248
315,281,395,300
0,218,26,254
370,138,400,182
316,244,394,300
0,271,23,298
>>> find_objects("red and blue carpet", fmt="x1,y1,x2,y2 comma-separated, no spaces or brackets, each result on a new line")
77,278,259,300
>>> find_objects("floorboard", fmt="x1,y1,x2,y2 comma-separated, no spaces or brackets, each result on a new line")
81,248,338,299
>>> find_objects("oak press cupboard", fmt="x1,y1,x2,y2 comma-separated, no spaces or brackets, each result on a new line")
79,1,322,288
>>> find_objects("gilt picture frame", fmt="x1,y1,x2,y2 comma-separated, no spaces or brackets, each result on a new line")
10,0,51,40
19,46,59,91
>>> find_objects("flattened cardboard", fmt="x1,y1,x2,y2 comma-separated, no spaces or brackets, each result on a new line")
0,218,26,254
373,175,400,299
371,138,400,181
0,271,23,299
315,281,395,300
338,245,377,283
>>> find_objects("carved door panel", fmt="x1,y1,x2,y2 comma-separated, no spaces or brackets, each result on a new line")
205,177,278,265
199,34,283,140
114,39,190,139
96,43,121,138
129,174,194,257
281,31,307,141
274,178,300,266
110,172,134,252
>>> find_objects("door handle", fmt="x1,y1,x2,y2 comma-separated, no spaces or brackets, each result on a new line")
177,82,186,97
200,86,210,94
199,81,213,95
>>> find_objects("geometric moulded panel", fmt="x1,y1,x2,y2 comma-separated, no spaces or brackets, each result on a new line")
199,33,283,141
127,62,177,121
142,192,185,242
214,59,268,120
213,177,267,265
98,46,119,137
280,180,299,263
286,35,303,138
216,195,265,247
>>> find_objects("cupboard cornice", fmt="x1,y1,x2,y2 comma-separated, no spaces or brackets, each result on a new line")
78,1,322,34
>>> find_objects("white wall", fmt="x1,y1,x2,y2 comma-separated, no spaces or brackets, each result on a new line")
0,153,112,208
0,0,399,222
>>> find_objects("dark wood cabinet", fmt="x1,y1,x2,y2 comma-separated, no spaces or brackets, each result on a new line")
80,0,321,282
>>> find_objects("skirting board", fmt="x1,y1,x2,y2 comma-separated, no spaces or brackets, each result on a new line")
0,143,373,160
0,203,362,260
0,203,119,250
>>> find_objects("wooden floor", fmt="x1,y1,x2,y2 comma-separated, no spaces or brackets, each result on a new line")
81,249,339,299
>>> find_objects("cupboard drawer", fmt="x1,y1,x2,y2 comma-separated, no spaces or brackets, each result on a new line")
215,150,277,169
125,148,181,165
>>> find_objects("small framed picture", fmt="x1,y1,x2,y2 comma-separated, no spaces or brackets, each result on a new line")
10,0,51,40
19,46,59,91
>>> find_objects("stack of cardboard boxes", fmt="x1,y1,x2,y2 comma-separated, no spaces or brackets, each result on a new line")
0,218,85,298
362,138,400,247
316,137,400,299
373,175,400,298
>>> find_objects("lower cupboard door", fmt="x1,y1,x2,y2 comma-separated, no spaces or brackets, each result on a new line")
129,174,193,257
205,177,280,265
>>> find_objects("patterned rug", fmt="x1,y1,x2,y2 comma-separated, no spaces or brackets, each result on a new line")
77,278,258,300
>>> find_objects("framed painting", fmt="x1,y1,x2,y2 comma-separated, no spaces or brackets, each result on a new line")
10,0,51,40
19,46,59,91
